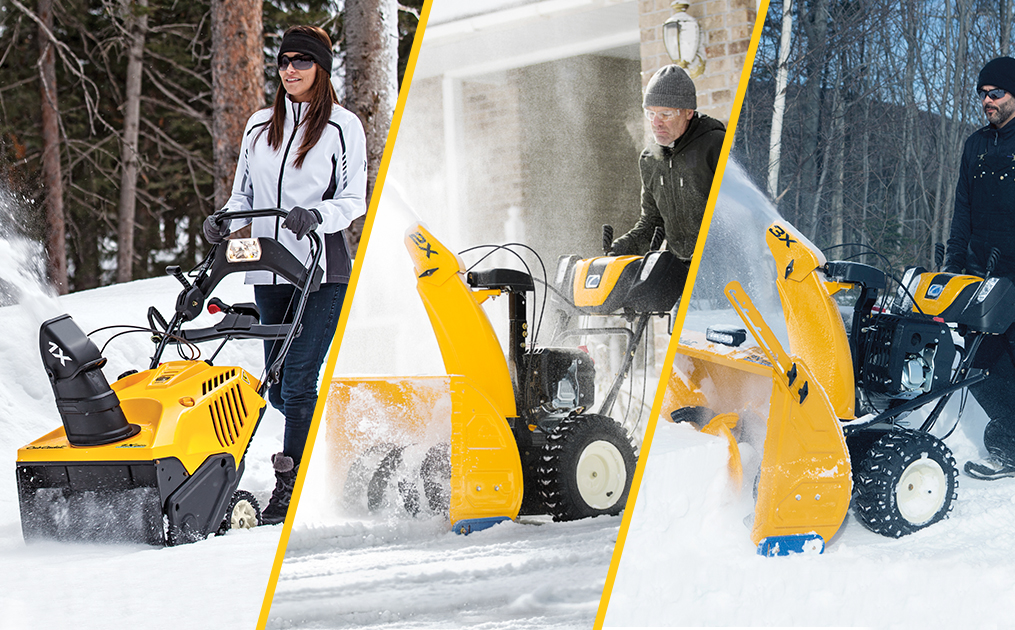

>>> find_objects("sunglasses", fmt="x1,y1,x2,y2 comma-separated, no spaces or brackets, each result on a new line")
978,87,1008,101
278,55,315,71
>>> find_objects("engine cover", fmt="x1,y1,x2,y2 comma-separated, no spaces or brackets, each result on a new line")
855,314,955,401
523,347,595,419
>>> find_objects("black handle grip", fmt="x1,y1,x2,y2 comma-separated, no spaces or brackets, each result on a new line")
166,265,192,291
602,225,614,255
650,226,665,251
988,247,1001,277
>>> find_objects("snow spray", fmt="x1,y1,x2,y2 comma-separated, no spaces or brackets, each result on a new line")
0,187,62,322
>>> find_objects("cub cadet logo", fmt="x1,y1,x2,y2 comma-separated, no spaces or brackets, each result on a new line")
768,225,797,248
48,342,71,367
26,444,65,450
926,283,945,299
585,274,602,289
116,443,146,449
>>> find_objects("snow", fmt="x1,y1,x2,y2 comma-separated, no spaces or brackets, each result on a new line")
0,240,285,630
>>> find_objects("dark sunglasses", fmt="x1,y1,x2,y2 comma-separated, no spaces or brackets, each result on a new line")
278,55,315,71
978,87,1008,101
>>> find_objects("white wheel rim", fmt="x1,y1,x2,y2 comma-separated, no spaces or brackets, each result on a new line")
896,456,947,525
230,499,259,530
576,440,628,510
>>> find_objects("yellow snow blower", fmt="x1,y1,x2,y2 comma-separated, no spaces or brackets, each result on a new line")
16,208,322,545
667,218,1014,554
324,223,684,533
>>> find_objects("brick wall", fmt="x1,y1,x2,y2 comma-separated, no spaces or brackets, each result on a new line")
639,0,757,125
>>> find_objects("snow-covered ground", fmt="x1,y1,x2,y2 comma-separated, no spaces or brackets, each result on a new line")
0,235,286,630
605,400,1015,628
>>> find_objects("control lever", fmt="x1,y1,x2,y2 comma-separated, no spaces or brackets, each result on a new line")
602,224,614,255
166,265,192,291
987,247,1001,277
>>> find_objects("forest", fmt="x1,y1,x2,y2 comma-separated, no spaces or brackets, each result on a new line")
734,0,1010,271
0,0,423,294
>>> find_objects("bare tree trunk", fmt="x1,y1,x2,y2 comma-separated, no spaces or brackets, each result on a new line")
767,0,793,200
829,65,845,247
799,0,828,238
115,0,148,284
344,0,398,255
211,0,263,211
37,0,67,293
1003,0,1012,56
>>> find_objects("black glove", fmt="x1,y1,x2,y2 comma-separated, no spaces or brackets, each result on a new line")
943,264,962,275
282,206,322,240
202,213,231,244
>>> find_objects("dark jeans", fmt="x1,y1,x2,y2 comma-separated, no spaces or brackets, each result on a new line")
254,282,346,463
970,328,1015,465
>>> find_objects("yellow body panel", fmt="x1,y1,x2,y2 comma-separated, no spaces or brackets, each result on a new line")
405,224,517,418
571,255,641,308
766,222,855,420
18,361,265,475
911,273,981,315
701,413,743,489
724,282,851,545
399,224,524,525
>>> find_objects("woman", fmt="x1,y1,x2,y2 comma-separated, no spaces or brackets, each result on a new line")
203,25,366,525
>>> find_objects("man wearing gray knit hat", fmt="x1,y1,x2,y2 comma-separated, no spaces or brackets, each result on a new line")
945,56,1015,481
610,64,726,260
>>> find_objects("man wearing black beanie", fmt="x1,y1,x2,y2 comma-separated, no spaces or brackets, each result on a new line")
609,65,726,262
945,56,1015,480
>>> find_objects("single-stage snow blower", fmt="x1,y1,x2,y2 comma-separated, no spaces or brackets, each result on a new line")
667,219,1015,554
325,222,683,533
16,208,322,545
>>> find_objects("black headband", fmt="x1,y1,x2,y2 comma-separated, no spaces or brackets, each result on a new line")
278,32,333,76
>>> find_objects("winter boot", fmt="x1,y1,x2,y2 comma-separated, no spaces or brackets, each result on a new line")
261,453,298,525
964,457,1015,480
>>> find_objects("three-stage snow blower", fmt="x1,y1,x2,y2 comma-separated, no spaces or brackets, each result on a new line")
667,218,1015,554
324,222,684,533
16,208,322,546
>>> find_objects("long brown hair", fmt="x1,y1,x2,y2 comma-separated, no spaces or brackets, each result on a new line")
262,26,339,168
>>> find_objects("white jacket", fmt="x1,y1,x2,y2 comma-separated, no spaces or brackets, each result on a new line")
222,95,367,284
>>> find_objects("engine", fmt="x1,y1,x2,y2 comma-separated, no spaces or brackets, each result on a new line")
522,347,595,422
854,313,956,408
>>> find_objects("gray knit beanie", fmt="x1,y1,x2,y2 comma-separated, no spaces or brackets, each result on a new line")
643,65,697,110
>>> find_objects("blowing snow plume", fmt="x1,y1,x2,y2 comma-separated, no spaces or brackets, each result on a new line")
0,187,60,319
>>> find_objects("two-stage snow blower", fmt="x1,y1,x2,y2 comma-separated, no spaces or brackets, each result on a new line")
667,218,1015,554
16,208,322,545
325,222,684,533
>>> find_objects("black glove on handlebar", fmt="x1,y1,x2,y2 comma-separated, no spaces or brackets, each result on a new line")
282,206,322,240
202,213,231,244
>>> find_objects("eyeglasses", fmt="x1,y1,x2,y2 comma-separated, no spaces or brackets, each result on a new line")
978,88,1008,101
644,109,683,122
278,55,315,71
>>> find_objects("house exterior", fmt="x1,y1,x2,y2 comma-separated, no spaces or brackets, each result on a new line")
389,0,757,260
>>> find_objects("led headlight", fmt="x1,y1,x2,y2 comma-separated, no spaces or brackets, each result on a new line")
226,238,262,263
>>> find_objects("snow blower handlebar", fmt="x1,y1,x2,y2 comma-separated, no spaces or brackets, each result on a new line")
148,208,324,379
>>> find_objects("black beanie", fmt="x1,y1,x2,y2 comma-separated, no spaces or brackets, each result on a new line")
978,57,1015,95
278,31,333,76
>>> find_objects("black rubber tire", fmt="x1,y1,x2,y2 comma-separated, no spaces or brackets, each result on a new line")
536,414,638,522
216,489,261,535
853,429,958,538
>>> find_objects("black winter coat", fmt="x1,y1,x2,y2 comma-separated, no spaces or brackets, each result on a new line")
610,113,726,259
945,120,1015,278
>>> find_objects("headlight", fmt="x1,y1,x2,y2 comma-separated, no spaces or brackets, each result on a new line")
226,238,262,263
976,277,999,304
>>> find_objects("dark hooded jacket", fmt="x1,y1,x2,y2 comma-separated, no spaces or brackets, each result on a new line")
610,112,726,259
945,120,1015,278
